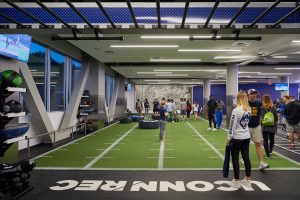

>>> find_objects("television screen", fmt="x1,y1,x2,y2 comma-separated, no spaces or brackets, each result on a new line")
127,83,132,91
275,83,289,91
0,34,32,62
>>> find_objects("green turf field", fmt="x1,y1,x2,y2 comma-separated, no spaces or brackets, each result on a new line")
35,117,300,170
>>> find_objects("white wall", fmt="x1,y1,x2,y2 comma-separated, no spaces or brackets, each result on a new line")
126,84,135,113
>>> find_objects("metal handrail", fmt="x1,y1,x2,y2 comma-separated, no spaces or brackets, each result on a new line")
24,123,86,159
22,114,127,159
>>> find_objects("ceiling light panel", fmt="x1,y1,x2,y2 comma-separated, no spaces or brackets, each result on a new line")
150,58,201,62
110,45,179,48
179,49,241,52
214,56,256,59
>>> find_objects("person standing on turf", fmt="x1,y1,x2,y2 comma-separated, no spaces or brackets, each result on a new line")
216,97,225,129
186,99,192,120
207,95,217,131
248,89,269,170
193,101,199,120
228,91,252,189
261,94,278,159
283,96,300,149
180,98,187,121
159,100,169,142
144,98,150,116
136,99,143,116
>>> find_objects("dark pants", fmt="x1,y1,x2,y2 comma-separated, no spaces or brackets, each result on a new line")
208,114,216,128
187,110,191,118
231,138,251,179
262,131,275,157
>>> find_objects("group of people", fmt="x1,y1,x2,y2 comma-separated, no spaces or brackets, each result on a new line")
135,98,203,121
227,88,300,189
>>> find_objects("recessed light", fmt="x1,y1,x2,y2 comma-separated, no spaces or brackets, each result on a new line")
150,58,201,62
275,68,300,70
155,74,189,77
154,69,226,72
179,49,241,52
144,80,171,82
137,72,173,74
141,36,189,39
271,56,288,59
292,40,300,43
214,56,256,59
110,45,179,48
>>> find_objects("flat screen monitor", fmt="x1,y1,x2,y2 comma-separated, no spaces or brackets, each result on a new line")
127,83,132,91
0,34,32,62
275,83,289,91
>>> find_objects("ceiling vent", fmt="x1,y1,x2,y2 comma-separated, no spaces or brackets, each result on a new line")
232,42,251,47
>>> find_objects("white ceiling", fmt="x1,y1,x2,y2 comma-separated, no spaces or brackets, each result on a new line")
64,33,300,85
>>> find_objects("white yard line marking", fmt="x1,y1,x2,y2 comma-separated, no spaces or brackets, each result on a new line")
274,144,300,157
83,124,138,169
96,149,120,151
33,121,119,160
85,156,113,159
34,167,300,171
158,141,165,170
187,122,224,160
40,155,52,158
273,146,300,165
149,157,175,159
151,149,174,150
203,148,224,151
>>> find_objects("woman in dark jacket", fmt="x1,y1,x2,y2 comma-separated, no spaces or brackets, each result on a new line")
261,94,278,159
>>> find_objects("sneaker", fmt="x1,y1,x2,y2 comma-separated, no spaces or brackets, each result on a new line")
266,156,270,159
207,128,212,131
290,144,296,150
240,178,252,189
212,128,217,131
228,179,241,189
259,162,270,170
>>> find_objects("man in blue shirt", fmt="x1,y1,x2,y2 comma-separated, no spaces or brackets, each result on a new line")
159,100,169,142
248,89,269,170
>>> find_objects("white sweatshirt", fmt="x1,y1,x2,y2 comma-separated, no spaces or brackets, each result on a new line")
228,106,251,140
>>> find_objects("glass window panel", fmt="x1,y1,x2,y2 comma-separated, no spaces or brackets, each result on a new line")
28,42,46,106
71,59,82,94
50,50,65,111
105,74,114,107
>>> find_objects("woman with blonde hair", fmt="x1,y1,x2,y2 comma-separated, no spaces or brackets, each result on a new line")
261,94,278,158
228,91,252,189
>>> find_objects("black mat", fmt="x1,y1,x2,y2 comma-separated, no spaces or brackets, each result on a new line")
20,170,300,200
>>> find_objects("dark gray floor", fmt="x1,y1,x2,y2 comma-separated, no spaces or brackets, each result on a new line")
21,170,300,200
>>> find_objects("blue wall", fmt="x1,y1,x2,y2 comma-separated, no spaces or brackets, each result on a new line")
193,83,299,113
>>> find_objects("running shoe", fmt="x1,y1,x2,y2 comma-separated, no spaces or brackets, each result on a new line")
259,162,270,170
240,178,252,189
228,179,241,189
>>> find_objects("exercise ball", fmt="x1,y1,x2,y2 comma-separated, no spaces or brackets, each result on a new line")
6,100,22,113
0,70,22,88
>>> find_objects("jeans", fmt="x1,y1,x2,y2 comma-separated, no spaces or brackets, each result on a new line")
216,111,223,128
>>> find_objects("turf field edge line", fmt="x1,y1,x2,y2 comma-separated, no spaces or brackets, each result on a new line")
187,122,225,161
83,124,138,169
158,141,164,170
33,121,119,160
34,167,300,171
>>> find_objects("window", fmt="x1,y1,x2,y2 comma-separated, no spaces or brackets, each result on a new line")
71,59,82,94
105,74,115,106
27,42,46,106
50,50,65,111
